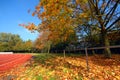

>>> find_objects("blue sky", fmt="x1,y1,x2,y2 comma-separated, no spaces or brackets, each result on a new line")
0,0,40,41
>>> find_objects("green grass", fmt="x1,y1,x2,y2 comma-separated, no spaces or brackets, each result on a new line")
31,53,86,64
32,53,56,64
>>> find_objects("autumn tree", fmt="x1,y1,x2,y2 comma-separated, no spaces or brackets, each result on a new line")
34,31,52,53
21,0,120,57
21,0,77,52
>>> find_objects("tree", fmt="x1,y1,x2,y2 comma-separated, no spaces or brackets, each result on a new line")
76,20,101,48
34,31,52,53
88,0,120,58
75,0,120,58
0,33,34,52
23,40,33,52
21,0,77,52
21,0,120,58
0,33,23,51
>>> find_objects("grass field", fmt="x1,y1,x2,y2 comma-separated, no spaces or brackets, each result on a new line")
0,53,120,80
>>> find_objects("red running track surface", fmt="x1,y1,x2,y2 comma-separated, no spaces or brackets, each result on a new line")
0,53,32,73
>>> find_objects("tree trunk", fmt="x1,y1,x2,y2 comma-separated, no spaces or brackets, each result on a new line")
47,44,51,53
104,34,111,58
101,29,111,58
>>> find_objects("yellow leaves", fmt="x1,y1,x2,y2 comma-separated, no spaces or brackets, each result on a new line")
19,23,37,33
1,54,120,80
76,0,88,4
115,76,120,80
26,0,76,45
79,13,88,18
66,58,86,68
76,0,80,4
60,19,64,22
24,23,37,32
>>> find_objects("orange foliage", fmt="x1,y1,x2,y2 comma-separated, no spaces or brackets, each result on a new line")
19,23,37,32
35,31,50,49
20,0,79,47
32,0,76,45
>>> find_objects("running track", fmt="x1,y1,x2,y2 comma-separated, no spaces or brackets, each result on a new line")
0,53,32,73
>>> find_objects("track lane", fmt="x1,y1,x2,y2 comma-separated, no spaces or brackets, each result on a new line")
0,54,32,73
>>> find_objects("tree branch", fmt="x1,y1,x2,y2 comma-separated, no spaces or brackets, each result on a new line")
102,0,112,14
104,0,118,22
106,16,120,31
104,0,120,27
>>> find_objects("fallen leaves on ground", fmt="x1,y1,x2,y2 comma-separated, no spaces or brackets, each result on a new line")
0,54,120,80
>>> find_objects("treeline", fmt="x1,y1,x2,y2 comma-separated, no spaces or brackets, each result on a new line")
0,31,119,54
0,33,34,53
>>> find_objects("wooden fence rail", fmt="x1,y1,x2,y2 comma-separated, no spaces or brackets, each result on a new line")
53,45,120,72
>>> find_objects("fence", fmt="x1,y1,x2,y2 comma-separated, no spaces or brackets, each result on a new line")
53,45,120,71
53,45,120,54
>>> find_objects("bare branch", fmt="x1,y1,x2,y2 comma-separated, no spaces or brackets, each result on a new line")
104,0,120,27
106,16,120,31
102,0,112,14
99,0,106,11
